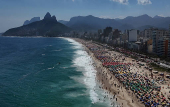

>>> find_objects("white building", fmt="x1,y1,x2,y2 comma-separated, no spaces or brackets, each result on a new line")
129,29,137,42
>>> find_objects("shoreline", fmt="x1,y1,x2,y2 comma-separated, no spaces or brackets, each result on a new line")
73,38,144,107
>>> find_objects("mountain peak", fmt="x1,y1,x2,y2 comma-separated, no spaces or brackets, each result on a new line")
23,17,40,25
87,15,94,17
44,12,52,20
139,14,150,18
52,15,57,21
43,12,57,22
153,15,163,19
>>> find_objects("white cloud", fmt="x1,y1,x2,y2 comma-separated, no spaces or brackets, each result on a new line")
72,0,75,2
158,14,165,17
115,16,125,19
137,0,152,5
99,16,112,19
111,0,128,5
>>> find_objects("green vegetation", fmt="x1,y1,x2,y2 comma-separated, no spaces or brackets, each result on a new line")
3,19,71,37
149,63,169,72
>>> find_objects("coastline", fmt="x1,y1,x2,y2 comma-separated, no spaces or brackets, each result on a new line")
73,38,144,107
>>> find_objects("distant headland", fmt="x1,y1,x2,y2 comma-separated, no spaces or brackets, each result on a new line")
2,12,71,37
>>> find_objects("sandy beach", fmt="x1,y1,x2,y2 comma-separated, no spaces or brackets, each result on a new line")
73,38,170,107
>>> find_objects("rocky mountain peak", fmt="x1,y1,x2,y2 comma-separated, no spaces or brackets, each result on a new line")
52,15,57,21
43,12,57,22
44,12,52,20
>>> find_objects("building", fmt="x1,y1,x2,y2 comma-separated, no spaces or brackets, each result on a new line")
168,39,170,58
144,28,155,38
143,28,168,39
152,29,169,54
157,37,169,57
128,29,137,42
98,29,102,35
168,24,170,57
128,41,141,51
152,30,157,54
147,39,153,53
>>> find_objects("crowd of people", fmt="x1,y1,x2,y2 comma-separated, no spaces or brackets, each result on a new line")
82,40,170,107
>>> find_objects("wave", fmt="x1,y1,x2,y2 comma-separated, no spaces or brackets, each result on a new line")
73,50,99,103
63,38,82,49
64,38,99,104
60,67,69,69
63,38,114,107
52,49,62,52
47,67,54,70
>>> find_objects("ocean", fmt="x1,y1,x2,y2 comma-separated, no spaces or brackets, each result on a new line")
0,36,116,107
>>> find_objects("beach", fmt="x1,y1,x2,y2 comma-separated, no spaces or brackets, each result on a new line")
73,38,170,107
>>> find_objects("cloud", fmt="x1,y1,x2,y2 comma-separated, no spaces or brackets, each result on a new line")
137,0,152,5
158,14,165,17
115,16,125,19
72,0,75,2
111,0,128,5
99,16,112,19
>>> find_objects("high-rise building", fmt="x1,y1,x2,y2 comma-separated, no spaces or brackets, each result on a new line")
152,30,157,53
128,29,137,42
168,24,170,57
144,28,154,38
152,29,169,54
157,37,169,57
169,24,170,37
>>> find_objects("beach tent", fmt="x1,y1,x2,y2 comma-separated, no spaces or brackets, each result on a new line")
160,73,164,76
153,71,158,74
166,75,170,78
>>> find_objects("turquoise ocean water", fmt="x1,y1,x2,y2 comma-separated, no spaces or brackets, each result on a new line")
0,36,116,107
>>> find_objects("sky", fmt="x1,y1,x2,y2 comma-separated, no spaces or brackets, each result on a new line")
0,0,170,32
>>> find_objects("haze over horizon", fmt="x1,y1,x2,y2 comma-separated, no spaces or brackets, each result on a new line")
1,0,170,32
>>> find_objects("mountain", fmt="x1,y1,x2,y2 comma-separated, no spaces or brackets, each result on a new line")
136,25,155,31
116,14,170,30
23,17,40,25
64,14,170,31
116,14,153,28
153,15,164,19
66,15,121,31
117,24,134,31
3,12,71,37
114,18,122,21
58,20,68,25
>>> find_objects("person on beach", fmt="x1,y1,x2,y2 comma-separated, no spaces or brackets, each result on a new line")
80,40,170,107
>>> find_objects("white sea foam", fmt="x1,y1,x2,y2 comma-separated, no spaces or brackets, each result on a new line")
48,68,53,70
60,67,68,69
61,38,113,106
73,50,99,103
63,38,82,49
63,38,99,103
52,49,62,51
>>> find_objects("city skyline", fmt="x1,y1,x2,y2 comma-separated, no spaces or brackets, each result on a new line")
1,0,170,32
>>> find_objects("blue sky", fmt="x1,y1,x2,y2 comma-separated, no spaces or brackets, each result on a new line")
0,0,170,32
